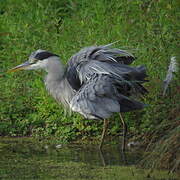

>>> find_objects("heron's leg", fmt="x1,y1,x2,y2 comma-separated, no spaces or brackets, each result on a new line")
119,113,127,152
99,119,109,150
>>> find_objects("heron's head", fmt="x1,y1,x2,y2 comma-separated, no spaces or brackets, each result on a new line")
8,49,60,72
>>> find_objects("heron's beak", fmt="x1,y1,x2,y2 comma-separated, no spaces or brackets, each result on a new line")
8,61,31,72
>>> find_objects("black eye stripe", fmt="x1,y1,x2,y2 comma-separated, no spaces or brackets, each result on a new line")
34,51,59,60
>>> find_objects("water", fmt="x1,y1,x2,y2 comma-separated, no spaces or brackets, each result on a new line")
0,137,141,166
0,138,177,180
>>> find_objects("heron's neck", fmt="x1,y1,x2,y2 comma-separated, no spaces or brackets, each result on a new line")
46,58,65,81
45,59,74,107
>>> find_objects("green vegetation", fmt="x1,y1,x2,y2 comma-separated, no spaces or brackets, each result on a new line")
0,0,179,172
1,161,177,180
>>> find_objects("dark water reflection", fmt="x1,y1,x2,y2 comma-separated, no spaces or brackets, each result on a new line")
63,144,142,166
1,138,177,180
0,137,142,167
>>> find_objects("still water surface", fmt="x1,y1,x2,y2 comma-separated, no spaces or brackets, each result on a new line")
0,138,177,180
0,137,141,166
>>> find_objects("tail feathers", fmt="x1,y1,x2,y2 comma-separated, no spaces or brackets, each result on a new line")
125,65,148,96
135,65,148,82
135,83,149,95
118,94,147,112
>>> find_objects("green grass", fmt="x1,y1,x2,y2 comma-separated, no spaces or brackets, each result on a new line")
0,0,179,171
1,161,178,180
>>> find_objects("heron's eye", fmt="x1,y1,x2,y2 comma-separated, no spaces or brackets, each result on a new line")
29,58,38,64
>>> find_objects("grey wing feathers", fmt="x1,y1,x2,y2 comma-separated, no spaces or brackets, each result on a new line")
78,61,148,95
67,44,148,119
68,45,135,66
70,75,146,119
67,45,135,90
70,75,120,119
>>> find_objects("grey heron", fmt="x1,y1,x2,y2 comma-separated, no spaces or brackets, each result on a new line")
9,44,148,151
